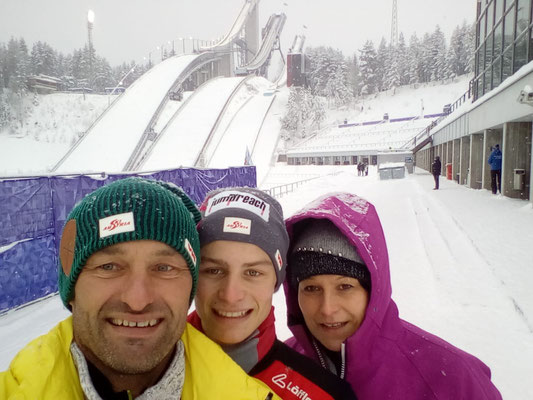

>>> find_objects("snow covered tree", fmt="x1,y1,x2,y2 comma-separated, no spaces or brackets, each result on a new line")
376,38,389,91
407,33,421,85
9,38,30,95
465,22,476,74
348,53,362,98
359,40,378,95
0,91,10,130
397,33,410,86
325,63,351,108
30,41,57,77
419,33,433,83
281,86,325,138
384,44,401,92
430,26,447,81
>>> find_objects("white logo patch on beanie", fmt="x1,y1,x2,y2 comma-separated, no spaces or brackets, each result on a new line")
275,249,283,271
99,212,135,238
184,238,197,266
223,217,251,235
205,191,270,222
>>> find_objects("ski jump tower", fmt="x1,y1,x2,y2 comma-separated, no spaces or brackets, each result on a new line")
212,0,260,76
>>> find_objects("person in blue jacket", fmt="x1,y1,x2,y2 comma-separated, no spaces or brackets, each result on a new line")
488,144,502,194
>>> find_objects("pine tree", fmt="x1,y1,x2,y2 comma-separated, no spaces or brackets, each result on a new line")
384,44,401,92
348,53,362,98
9,38,30,95
430,26,447,81
376,38,389,91
419,33,433,83
281,86,325,138
465,22,476,74
407,33,420,85
359,40,378,95
397,33,410,85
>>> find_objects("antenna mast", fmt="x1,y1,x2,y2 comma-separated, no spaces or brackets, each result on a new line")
391,0,398,47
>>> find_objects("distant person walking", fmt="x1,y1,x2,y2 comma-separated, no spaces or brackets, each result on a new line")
488,144,502,194
357,162,363,176
432,156,441,190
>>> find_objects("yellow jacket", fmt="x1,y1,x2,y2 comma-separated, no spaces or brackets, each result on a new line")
0,317,279,400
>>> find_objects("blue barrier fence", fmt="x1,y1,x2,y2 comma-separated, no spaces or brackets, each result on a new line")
0,166,256,313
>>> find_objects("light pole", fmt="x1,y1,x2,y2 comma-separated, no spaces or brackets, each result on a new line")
189,36,195,53
86,10,95,96
179,38,185,54
169,40,175,56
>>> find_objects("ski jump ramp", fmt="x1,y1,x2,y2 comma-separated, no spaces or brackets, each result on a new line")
53,54,201,173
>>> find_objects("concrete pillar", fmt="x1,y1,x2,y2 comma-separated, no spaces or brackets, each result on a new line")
218,50,234,77
460,136,470,185
245,3,259,61
503,122,531,200
470,133,484,189
453,139,460,183
483,128,503,191
441,143,447,176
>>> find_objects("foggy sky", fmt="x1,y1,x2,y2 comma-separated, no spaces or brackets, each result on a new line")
0,0,476,66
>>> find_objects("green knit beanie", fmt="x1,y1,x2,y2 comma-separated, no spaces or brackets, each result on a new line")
58,177,201,309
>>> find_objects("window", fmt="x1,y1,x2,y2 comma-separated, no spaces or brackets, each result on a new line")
477,76,484,98
494,22,503,55
479,43,486,75
514,32,528,71
516,0,530,37
485,33,494,69
495,0,504,23
529,28,533,61
487,1,495,32
502,46,513,80
484,67,493,92
481,12,487,42
492,56,502,87
503,6,516,50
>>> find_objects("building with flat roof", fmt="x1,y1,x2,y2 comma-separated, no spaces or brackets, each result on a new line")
416,0,533,203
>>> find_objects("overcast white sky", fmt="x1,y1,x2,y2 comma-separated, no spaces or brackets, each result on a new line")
0,0,476,66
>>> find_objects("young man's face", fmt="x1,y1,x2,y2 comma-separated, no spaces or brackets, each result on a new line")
195,240,277,345
70,240,192,375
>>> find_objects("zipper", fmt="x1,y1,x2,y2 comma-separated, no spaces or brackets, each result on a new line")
340,342,346,380
312,338,346,379
127,390,133,400
312,338,327,370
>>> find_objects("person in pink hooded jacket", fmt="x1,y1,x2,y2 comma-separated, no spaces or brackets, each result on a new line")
284,192,502,399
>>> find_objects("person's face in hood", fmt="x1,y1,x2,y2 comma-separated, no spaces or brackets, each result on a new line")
298,274,369,351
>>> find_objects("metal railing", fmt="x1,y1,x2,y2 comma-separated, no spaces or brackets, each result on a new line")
263,172,341,198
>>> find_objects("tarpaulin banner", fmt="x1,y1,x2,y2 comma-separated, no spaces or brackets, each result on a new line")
0,166,256,313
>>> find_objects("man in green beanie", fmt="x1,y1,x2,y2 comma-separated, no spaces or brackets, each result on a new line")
1,177,279,400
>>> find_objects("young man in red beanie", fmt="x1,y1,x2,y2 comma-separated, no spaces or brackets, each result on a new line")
189,187,355,399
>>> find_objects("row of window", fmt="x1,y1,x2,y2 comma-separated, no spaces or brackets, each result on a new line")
287,156,376,166
474,0,533,99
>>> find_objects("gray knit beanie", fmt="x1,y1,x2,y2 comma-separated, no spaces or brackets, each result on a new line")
58,177,202,309
289,219,371,292
197,187,289,290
